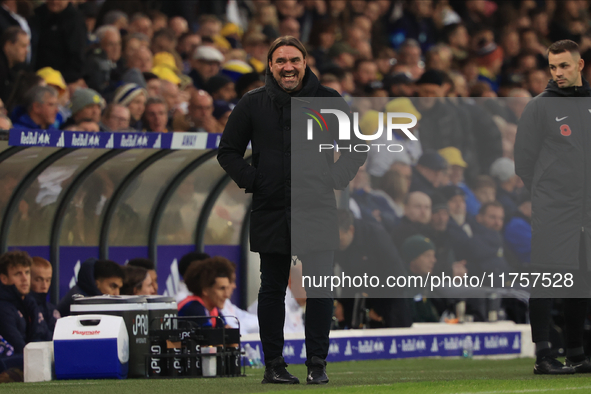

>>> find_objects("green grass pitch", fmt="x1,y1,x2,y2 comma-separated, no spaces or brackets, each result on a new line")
5,358,591,394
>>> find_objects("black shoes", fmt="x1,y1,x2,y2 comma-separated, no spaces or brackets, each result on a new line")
565,357,591,373
306,356,329,384
261,356,300,384
534,356,575,375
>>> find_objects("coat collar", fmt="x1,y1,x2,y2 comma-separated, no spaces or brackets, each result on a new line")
265,65,319,107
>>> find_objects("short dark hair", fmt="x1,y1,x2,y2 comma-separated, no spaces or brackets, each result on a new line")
472,175,496,191
127,258,155,271
0,250,32,276
478,201,504,216
548,40,580,56
267,36,307,65
121,265,148,295
178,252,210,278
337,209,354,232
94,260,124,281
184,256,234,297
0,26,26,48
153,28,176,43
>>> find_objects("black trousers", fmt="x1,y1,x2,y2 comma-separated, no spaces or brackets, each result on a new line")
258,251,334,363
529,233,589,349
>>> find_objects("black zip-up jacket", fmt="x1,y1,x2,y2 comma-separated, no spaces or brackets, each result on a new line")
515,78,591,269
57,258,100,317
218,67,366,255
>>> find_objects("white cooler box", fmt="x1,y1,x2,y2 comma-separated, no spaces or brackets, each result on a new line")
53,315,129,380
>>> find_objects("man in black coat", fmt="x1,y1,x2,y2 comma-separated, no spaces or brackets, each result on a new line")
515,39,591,374
29,0,86,85
0,251,50,357
409,150,448,195
218,36,366,385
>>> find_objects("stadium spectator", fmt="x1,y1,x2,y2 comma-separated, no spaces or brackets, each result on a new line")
11,85,58,130
235,71,264,99
391,191,432,249
151,28,177,56
190,45,224,89
127,258,158,294
414,71,476,168
113,83,147,131
57,258,124,317
204,74,236,103
188,89,220,133
178,256,234,327
175,251,210,303
128,13,153,40
121,265,155,296
142,96,168,132
279,17,300,40
396,39,423,79
336,209,410,328
0,26,28,103
102,9,128,30
409,150,448,194
438,147,481,217
213,100,233,128
389,1,437,52
327,41,357,70
353,59,378,93
144,72,162,97
443,23,469,65
36,66,69,127
30,0,86,85
177,32,201,73
471,201,510,277
101,103,130,131
472,175,497,206
126,45,153,73
84,25,121,93
0,0,31,43
61,88,104,130
243,32,269,74
169,16,188,38
400,235,439,322
63,119,100,132
0,251,50,354
29,257,59,334
490,157,520,220
504,191,532,266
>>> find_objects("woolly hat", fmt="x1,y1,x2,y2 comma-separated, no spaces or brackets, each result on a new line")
113,83,147,107
401,235,435,264
70,88,105,115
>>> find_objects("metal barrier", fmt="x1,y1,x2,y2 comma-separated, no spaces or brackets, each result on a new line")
0,130,252,307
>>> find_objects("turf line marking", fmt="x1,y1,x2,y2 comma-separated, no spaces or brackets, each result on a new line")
453,385,591,394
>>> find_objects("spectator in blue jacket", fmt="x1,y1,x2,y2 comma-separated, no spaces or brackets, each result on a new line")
504,191,532,266
30,257,59,334
57,258,124,317
0,251,50,355
11,85,59,130
490,157,520,222
177,256,234,327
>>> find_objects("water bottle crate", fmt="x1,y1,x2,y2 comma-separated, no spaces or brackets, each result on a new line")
145,316,245,378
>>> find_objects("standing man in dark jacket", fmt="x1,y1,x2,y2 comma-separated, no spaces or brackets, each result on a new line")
0,251,50,355
218,36,366,385
515,39,591,375
30,0,87,85
0,26,28,103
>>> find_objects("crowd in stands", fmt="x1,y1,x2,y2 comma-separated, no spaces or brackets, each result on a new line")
0,0,580,134
1,0,589,381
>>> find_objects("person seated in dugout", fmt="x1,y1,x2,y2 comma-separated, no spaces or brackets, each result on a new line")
127,258,158,294
0,251,51,355
120,265,155,296
30,257,60,334
57,258,125,317
177,256,234,327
